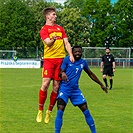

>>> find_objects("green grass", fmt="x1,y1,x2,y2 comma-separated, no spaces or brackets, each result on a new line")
0,68,132,133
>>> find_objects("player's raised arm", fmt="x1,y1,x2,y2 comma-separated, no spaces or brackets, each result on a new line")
63,38,75,63
85,69,108,93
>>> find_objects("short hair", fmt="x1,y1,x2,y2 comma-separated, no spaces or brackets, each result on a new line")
42,7,56,18
72,45,82,52
105,47,110,50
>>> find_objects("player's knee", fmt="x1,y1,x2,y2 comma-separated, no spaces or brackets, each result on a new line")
103,75,106,79
109,76,112,79
41,79,51,90
78,102,88,112
57,98,66,111
41,85,48,91
57,98,66,106
53,83,60,92
53,86,59,93
41,83,49,91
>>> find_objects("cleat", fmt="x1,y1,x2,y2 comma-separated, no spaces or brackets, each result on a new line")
44,110,52,124
36,110,43,122
110,87,112,90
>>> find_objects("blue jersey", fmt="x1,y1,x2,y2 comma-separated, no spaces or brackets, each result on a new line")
58,56,89,106
61,56,89,88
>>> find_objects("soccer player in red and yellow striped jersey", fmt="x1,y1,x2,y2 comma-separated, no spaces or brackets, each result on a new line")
36,7,74,124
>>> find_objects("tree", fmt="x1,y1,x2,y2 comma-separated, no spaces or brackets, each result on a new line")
0,0,36,49
64,0,85,9
65,0,133,48
58,7,91,46
82,0,114,47
0,0,64,57
0,0,132,55
113,0,133,47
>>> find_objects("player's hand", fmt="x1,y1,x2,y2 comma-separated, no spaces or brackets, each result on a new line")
61,72,69,82
69,55,75,63
100,68,103,72
52,35,57,41
101,84,108,93
113,68,115,72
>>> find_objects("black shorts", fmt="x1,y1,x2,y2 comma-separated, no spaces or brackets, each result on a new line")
103,67,114,76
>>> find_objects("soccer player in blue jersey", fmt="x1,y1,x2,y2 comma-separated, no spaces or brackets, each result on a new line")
55,46,108,133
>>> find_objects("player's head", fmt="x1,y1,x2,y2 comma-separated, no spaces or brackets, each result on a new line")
105,47,110,55
72,46,82,60
42,7,57,22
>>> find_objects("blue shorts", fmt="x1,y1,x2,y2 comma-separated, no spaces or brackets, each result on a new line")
57,86,86,106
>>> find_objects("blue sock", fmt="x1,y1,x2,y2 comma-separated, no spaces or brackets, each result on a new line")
55,110,64,133
83,109,96,133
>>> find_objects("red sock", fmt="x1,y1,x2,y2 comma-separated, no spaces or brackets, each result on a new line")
48,91,58,111
39,90,47,111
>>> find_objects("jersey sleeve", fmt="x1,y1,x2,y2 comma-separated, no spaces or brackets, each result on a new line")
112,55,115,62
83,60,89,71
40,27,49,41
101,55,104,62
60,26,67,38
61,56,69,71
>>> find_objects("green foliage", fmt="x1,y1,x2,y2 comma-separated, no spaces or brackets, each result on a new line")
58,8,90,46
0,0,36,48
78,0,132,47
64,0,85,9
0,0,132,54
81,0,115,47
113,0,133,47
0,0,64,57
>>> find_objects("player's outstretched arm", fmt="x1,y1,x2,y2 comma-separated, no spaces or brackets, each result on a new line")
86,69,108,93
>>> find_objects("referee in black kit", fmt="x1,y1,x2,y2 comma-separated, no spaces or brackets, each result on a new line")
100,47,116,90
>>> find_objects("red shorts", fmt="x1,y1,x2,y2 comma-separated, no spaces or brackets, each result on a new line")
42,58,63,80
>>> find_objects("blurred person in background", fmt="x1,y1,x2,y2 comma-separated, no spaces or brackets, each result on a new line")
100,47,115,90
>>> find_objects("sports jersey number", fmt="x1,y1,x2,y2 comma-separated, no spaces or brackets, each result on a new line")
76,68,79,73
44,70,48,75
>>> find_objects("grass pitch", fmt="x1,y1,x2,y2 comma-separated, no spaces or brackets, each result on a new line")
0,68,132,133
